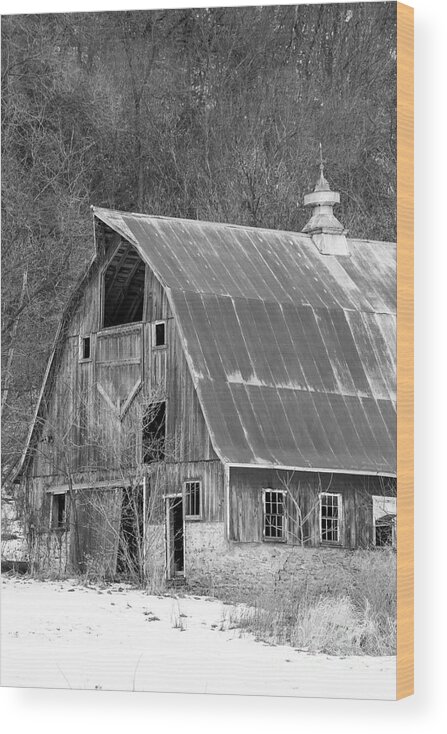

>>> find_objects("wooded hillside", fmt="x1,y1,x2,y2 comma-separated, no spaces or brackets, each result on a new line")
1,4,397,482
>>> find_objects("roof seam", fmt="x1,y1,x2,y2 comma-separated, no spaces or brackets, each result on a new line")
166,287,397,316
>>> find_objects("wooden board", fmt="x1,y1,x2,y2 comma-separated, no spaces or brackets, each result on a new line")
397,1,414,700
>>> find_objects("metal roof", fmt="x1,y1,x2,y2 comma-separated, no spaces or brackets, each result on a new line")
94,207,396,476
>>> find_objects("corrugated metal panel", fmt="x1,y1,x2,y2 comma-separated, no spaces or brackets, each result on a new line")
93,208,396,313
93,208,396,475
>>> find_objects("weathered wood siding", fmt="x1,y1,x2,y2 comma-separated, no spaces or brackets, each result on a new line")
143,270,217,462
229,467,396,549
28,228,217,486
69,488,122,575
21,225,224,574
147,460,225,525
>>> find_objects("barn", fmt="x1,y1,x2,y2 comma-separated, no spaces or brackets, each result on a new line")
14,167,396,591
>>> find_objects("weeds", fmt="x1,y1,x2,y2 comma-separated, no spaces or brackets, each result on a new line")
171,600,187,631
229,549,396,656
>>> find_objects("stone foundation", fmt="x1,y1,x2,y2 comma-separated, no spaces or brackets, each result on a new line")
182,521,376,601
22,518,381,593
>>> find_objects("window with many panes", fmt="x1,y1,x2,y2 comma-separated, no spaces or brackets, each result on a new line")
185,481,201,518
320,492,342,543
263,489,286,541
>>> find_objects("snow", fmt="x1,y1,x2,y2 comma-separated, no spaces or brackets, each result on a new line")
0,577,396,699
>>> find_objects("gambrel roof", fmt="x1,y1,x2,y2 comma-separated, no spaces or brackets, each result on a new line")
93,207,396,476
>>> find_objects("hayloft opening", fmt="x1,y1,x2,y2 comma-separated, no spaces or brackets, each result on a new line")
102,241,145,328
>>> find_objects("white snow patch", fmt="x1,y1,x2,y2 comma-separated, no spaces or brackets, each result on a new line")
227,372,266,387
0,577,396,699
226,372,310,392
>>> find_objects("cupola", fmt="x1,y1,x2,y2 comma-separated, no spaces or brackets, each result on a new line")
303,145,349,256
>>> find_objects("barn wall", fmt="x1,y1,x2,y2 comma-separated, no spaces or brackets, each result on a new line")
229,468,395,549
22,228,220,576
29,237,215,484
21,473,122,578
159,460,225,522
181,468,396,598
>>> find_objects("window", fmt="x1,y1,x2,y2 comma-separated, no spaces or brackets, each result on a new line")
51,493,67,529
372,495,396,547
375,518,394,547
320,492,342,543
154,321,166,348
142,401,166,463
185,481,201,518
263,489,286,541
79,335,91,361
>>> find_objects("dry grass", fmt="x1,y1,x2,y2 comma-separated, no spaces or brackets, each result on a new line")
229,549,396,656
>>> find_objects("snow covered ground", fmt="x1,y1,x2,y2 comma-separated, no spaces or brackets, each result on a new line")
0,576,396,699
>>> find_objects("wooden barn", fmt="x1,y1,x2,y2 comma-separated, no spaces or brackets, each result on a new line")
15,167,396,588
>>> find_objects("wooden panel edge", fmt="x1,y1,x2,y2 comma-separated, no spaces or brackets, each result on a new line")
396,1,414,701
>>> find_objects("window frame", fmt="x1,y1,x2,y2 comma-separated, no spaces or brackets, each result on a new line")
152,320,167,349
262,488,287,542
79,334,92,362
184,480,202,520
319,491,343,545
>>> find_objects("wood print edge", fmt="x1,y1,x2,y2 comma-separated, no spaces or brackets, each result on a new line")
396,0,414,701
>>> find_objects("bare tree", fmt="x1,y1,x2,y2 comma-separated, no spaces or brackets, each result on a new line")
276,471,334,547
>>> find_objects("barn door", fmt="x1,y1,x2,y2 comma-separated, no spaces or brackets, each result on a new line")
165,495,184,580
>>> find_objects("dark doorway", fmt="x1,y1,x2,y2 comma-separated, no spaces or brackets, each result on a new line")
166,497,184,578
142,401,166,463
117,486,144,580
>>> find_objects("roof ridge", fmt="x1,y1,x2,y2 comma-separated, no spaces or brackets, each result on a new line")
91,206,395,247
